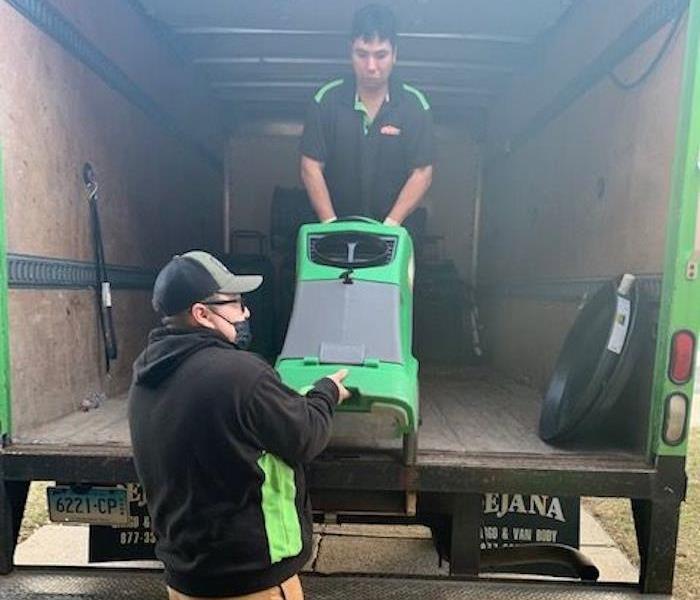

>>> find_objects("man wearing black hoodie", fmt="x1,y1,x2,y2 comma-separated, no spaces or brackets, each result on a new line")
128,250,349,600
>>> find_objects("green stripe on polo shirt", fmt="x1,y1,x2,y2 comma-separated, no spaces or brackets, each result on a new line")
314,79,344,104
402,84,431,110
354,95,371,135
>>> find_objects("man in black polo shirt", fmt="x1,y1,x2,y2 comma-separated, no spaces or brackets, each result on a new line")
300,4,434,229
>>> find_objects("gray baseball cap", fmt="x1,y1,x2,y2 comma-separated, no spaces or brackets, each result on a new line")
152,250,262,316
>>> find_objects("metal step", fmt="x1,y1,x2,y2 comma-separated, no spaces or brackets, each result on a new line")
0,568,660,599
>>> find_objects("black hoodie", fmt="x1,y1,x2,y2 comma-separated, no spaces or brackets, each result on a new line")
128,327,339,597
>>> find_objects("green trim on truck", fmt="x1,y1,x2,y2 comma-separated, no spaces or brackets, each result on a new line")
650,1,700,457
257,452,303,563
0,147,11,438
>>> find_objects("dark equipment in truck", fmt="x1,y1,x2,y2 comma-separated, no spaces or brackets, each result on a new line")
539,275,650,444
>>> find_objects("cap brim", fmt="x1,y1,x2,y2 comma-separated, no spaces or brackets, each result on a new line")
218,274,263,294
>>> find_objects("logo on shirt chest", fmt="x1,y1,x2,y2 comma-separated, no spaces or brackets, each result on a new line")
380,124,402,136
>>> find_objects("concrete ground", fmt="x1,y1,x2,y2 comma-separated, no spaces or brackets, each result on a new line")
14,509,638,584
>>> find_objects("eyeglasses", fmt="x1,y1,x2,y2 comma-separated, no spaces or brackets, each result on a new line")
202,296,246,310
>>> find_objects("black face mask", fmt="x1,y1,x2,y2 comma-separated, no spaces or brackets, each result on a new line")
232,319,253,351
210,310,253,351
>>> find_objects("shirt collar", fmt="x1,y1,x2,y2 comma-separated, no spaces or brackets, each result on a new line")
354,90,390,107
341,76,402,107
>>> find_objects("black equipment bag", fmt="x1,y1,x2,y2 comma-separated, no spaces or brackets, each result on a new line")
270,187,315,254
413,259,472,364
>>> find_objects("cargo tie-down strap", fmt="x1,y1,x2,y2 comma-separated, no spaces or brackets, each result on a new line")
83,163,118,371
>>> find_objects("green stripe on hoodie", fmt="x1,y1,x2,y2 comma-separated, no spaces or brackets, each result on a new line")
258,452,303,563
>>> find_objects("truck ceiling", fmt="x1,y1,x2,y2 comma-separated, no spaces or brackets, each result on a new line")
133,0,575,117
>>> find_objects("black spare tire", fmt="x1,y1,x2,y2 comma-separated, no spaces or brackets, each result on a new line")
539,275,649,444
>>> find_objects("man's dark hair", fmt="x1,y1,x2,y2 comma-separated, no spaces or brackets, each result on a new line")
351,4,397,47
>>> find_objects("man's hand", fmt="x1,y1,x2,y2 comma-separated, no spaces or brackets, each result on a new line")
327,368,351,403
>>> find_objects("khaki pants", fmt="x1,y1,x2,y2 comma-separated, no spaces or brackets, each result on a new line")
167,575,303,600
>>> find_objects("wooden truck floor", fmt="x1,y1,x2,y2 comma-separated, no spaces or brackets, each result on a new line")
8,367,646,466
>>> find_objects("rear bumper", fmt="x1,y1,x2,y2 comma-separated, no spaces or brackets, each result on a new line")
0,443,683,502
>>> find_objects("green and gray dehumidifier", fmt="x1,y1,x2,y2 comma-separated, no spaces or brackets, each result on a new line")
276,217,419,465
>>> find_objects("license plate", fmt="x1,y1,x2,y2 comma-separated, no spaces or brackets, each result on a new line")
48,486,129,526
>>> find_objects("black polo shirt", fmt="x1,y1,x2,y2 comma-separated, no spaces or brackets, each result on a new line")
300,76,434,221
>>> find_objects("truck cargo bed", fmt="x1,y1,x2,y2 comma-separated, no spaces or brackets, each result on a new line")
333,367,584,455
1,367,659,503
8,367,644,463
